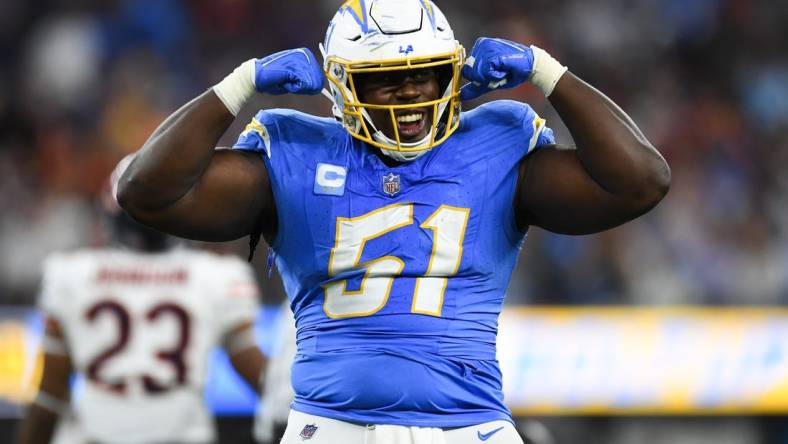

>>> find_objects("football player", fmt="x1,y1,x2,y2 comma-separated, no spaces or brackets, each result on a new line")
254,301,296,444
16,157,266,444
117,0,670,443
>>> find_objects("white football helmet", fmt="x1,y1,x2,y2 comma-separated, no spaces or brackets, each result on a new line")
320,0,464,161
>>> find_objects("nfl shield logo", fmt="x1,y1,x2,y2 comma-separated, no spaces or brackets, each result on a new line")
299,424,318,440
382,172,401,197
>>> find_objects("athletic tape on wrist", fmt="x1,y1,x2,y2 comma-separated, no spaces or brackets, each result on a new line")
33,390,68,414
212,59,257,116
529,46,568,96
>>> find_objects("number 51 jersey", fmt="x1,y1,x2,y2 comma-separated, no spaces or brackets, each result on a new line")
235,100,555,427
38,248,260,443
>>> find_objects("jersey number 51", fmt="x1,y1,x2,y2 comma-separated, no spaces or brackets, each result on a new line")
323,203,470,319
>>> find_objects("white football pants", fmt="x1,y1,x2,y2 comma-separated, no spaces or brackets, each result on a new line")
280,410,524,444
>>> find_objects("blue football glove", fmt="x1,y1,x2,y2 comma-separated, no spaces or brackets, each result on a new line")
460,37,535,101
254,48,324,96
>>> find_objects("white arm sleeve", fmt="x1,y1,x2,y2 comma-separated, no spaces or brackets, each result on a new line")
211,256,261,335
38,253,69,321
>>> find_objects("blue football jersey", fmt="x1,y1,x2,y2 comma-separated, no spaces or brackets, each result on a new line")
234,100,555,427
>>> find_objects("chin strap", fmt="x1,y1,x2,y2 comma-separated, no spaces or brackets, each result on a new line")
379,149,427,162
373,130,431,162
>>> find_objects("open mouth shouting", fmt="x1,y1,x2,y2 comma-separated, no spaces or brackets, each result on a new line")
394,109,430,141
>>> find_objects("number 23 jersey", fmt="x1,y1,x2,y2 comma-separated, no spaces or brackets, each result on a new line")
235,100,555,427
39,248,259,443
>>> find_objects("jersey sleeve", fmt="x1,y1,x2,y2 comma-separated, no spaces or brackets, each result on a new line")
210,256,261,335
233,110,278,158
503,100,556,154
233,109,341,159
38,253,70,322
527,109,556,152
468,100,556,159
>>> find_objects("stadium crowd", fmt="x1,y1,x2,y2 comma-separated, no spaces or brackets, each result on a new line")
2,1,787,444
1,0,785,307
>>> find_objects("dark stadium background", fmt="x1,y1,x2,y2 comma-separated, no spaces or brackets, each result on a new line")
0,0,786,443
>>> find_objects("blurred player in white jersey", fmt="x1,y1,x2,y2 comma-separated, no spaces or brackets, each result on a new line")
254,300,296,444
17,158,266,444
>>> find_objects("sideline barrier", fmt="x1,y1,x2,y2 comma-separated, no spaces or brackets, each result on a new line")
499,307,788,415
3,306,787,416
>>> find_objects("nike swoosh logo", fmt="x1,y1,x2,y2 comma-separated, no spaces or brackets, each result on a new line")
477,426,504,441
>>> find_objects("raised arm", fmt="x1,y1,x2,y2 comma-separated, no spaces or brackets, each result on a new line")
117,91,268,241
117,49,325,242
517,72,670,234
462,38,670,234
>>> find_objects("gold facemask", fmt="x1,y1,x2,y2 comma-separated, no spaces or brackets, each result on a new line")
325,48,464,153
